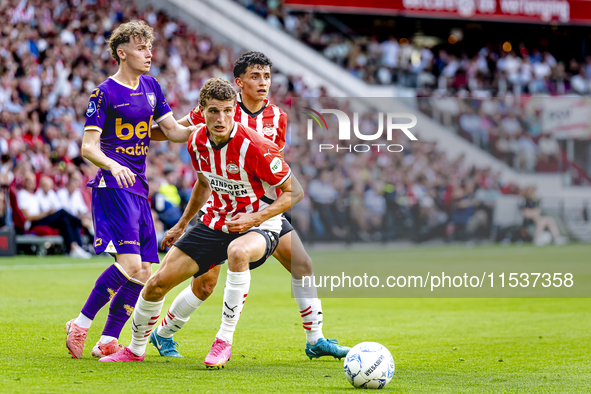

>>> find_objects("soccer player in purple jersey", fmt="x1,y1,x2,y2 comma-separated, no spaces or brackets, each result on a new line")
65,20,196,359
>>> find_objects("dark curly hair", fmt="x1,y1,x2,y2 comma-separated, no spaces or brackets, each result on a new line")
199,78,237,108
233,51,273,78
108,20,154,64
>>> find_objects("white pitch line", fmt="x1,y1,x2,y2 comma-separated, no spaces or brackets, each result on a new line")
0,262,111,271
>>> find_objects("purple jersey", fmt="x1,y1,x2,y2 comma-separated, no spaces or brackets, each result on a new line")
84,75,172,199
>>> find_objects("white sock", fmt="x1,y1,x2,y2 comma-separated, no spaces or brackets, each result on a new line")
216,270,250,345
295,296,324,345
128,295,164,356
74,313,92,329
292,277,324,344
158,285,204,339
99,335,117,344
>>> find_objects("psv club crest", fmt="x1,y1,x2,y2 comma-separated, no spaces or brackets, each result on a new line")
226,163,240,174
262,125,275,136
147,92,156,108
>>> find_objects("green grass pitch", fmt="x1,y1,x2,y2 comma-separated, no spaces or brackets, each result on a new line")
1,244,590,393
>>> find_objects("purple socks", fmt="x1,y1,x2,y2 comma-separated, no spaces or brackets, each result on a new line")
80,265,129,320
102,280,143,338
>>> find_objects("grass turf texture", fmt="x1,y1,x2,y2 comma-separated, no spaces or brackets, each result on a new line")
0,244,590,393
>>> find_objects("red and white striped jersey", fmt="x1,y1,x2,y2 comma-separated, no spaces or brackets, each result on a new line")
188,94,287,151
188,122,291,234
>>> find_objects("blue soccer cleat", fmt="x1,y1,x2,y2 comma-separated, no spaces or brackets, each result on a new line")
149,328,183,357
305,338,350,360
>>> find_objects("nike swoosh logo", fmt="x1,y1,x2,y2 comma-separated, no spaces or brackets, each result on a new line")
153,335,163,349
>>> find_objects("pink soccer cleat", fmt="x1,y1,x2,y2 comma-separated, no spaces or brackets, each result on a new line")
204,338,232,369
98,347,144,362
91,340,123,358
65,319,88,359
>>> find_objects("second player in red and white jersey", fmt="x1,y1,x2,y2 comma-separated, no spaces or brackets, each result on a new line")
187,121,290,234
188,93,287,152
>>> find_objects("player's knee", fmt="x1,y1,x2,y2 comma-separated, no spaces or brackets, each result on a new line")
227,242,251,264
135,263,152,283
117,257,142,277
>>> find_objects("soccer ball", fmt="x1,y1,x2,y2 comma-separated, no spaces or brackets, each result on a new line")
343,342,394,389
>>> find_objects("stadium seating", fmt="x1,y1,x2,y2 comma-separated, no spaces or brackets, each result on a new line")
235,0,591,93
2,0,586,250
8,184,64,255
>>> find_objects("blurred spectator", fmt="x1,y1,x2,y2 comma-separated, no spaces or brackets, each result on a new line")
0,188,12,229
36,176,61,214
308,169,345,238
537,132,560,172
17,172,90,258
233,1,591,92
0,154,13,186
445,180,476,241
149,177,182,230
459,107,488,149
57,171,93,233
520,186,567,245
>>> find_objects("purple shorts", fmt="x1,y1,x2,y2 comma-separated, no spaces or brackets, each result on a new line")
91,188,159,263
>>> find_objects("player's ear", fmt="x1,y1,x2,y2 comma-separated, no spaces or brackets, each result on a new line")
117,47,126,62
235,77,243,89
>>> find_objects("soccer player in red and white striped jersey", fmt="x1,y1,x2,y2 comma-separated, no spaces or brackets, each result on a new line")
186,60,287,152
186,116,290,234
150,52,350,362
101,78,303,365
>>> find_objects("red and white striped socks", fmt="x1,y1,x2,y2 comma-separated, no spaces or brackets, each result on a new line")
128,295,164,356
216,270,250,345
296,298,324,345
292,277,324,345
158,285,204,338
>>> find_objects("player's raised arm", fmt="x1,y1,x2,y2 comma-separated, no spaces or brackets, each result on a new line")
151,114,192,141
161,172,211,248
154,113,196,143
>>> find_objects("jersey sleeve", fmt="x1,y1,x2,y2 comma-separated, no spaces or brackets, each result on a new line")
153,78,173,123
250,140,291,187
276,111,287,152
188,106,205,126
83,87,108,133
187,131,202,173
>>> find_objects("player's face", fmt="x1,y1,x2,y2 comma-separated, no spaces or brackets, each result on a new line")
236,65,271,101
119,37,152,74
201,99,236,144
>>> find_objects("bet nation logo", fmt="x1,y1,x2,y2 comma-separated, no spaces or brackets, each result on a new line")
303,107,417,153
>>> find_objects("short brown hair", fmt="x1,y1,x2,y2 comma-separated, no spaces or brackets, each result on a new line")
108,20,154,64
199,78,237,108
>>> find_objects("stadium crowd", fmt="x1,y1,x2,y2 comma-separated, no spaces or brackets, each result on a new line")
0,0,237,250
289,99,567,244
237,0,591,94
422,97,563,173
0,0,568,255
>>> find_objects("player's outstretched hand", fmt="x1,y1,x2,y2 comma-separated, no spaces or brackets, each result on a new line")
226,213,259,233
161,224,184,249
110,164,136,188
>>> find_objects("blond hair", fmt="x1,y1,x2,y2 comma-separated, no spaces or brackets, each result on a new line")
108,20,154,64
